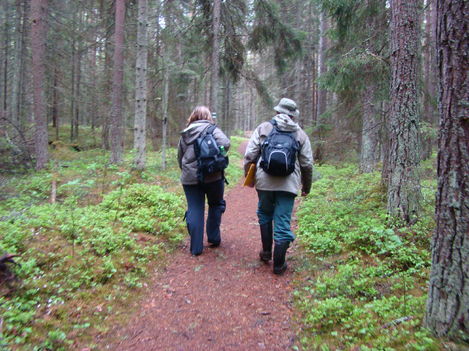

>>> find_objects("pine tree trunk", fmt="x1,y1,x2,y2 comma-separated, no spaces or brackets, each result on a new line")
209,0,221,112
360,84,380,173
317,11,328,119
30,0,49,169
386,0,422,223
3,0,9,119
133,0,148,170
161,62,169,170
74,49,82,140
11,0,24,126
70,38,76,141
52,67,59,140
110,0,126,164
424,0,469,340
422,0,437,160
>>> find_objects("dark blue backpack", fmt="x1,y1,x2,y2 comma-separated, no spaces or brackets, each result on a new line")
260,120,299,177
194,124,229,183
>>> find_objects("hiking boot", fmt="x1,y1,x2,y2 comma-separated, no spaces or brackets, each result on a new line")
259,222,273,262
273,241,290,275
208,241,220,248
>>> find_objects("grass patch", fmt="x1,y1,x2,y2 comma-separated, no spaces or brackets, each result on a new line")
294,163,441,350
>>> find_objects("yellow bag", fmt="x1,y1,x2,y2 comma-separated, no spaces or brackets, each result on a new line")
243,163,256,187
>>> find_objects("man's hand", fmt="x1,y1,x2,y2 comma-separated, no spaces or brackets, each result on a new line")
301,191,308,197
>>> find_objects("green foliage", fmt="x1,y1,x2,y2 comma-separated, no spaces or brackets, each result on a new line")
295,163,440,350
101,184,184,234
0,136,248,349
0,147,187,349
249,0,305,73
224,136,245,186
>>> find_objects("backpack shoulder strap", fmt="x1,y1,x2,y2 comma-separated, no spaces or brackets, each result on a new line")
206,124,217,135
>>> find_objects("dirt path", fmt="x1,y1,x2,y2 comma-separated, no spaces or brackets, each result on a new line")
101,142,297,351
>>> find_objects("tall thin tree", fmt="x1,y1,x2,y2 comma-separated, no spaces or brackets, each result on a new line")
110,0,126,164
209,0,221,113
386,0,422,223
424,0,468,339
30,0,49,169
133,0,149,170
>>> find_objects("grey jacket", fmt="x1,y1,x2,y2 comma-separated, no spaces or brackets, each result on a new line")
244,114,313,195
177,120,231,185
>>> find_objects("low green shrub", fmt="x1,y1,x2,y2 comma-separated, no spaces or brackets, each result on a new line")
295,163,440,350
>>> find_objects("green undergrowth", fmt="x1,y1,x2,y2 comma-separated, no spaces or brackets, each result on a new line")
0,133,245,350
295,161,441,350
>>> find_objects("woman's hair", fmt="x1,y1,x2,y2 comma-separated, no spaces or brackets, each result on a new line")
186,106,213,126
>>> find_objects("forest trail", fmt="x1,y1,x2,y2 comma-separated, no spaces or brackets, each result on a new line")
99,141,298,351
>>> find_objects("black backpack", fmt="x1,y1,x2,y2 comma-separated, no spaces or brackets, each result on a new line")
194,124,229,183
260,120,299,177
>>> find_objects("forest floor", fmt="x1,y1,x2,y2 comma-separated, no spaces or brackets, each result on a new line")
94,141,300,351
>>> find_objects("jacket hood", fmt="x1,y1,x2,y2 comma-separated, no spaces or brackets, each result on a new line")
273,114,300,132
180,120,213,144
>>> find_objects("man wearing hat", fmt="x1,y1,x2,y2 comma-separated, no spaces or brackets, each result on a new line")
244,98,313,274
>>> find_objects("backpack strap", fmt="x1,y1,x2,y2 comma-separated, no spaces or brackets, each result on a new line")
206,124,217,135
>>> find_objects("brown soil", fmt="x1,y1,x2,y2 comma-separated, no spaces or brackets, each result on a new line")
98,141,298,351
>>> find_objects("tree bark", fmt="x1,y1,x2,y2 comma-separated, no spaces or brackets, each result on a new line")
11,0,25,126
161,60,169,170
209,0,221,113
110,0,126,164
386,0,422,223
3,0,9,119
422,0,438,160
317,11,328,119
52,66,59,140
424,0,469,340
133,0,148,170
360,84,381,173
30,0,49,169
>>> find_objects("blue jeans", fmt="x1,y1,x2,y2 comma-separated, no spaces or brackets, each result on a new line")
256,190,296,244
183,179,226,255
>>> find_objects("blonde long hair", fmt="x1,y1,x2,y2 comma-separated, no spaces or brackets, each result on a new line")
186,106,214,126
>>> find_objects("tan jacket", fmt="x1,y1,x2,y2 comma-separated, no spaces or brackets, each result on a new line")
243,114,313,195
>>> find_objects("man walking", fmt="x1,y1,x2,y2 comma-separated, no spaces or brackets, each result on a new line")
244,98,313,274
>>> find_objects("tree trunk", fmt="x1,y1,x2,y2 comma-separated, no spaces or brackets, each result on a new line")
424,0,469,340
360,84,381,173
30,0,49,169
134,0,148,170
3,0,9,119
161,61,169,170
317,11,328,119
209,0,221,112
70,38,76,141
110,0,126,164
74,49,82,140
11,0,25,126
52,67,59,140
421,0,438,160
386,0,422,223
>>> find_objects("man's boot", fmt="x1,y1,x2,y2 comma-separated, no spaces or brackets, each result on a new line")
273,241,290,275
259,222,273,262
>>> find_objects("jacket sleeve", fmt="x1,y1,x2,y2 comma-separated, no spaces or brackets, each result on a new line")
298,133,313,194
243,127,262,176
213,127,231,151
177,138,184,169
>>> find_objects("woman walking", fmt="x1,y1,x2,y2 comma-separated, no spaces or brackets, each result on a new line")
177,106,230,256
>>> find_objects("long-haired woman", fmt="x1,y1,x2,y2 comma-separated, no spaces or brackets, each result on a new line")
177,106,230,256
